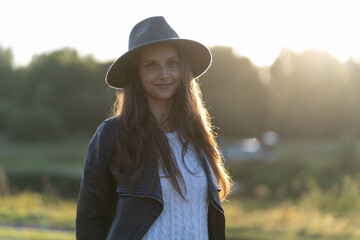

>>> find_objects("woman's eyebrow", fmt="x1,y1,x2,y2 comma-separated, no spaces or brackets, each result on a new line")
140,59,156,65
141,55,178,64
167,56,179,60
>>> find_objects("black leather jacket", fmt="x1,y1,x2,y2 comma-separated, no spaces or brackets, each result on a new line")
76,116,226,240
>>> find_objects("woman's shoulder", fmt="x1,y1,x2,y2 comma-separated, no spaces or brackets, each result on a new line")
92,115,120,142
103,115,121,129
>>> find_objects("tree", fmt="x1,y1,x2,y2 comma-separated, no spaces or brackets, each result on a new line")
0,45,15,131
201,47,267,139
15,48,116,136
269,49,357,138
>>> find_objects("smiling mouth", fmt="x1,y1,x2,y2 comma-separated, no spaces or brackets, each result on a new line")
155,82,173,87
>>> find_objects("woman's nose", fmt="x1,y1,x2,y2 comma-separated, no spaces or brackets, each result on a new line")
158,65,170,79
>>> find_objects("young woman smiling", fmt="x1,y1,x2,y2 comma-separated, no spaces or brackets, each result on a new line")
76,16,231,240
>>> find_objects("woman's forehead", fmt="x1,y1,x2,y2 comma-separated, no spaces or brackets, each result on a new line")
140,43,178,60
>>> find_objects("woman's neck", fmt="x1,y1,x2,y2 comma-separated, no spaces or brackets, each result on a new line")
147,100,173,133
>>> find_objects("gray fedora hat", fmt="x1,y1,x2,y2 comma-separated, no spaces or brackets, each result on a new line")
106,16,212,89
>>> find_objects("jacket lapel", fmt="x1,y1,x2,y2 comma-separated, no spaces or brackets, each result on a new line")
202,153,224,214
116,157,163,204
116,152,223,213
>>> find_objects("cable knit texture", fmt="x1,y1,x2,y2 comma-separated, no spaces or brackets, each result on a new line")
142,132,208,240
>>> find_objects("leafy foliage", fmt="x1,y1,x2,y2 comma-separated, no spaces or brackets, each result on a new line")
6,106,65,141
1,45,360,140
201,47,267,138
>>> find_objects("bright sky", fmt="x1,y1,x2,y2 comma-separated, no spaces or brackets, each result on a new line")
1,0,360,67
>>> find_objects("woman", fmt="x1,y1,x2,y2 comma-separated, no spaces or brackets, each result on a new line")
76,16,231,240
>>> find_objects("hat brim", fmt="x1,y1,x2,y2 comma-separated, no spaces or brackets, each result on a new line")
105,39,212,89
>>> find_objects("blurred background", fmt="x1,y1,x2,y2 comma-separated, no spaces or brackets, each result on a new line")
1,0,360,239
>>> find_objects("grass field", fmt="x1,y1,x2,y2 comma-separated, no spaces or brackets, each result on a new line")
1,134,360,239
0,192,75,240
0,225,74,240
0,134,87,175
1,192,360,240
0,134,345,176
224,198,360,240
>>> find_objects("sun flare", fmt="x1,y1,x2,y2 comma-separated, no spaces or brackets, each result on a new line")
1,0,359,67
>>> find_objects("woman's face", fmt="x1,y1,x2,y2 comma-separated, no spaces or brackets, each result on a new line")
139,44,180,105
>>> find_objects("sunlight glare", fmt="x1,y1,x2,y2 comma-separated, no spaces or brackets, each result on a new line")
1,0,360,67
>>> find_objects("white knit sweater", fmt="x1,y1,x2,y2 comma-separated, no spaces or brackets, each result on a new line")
142,132,209,240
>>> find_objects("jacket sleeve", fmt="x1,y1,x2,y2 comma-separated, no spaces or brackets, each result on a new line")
76,121,118,240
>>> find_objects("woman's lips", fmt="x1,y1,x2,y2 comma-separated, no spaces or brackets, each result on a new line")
155,82,173,88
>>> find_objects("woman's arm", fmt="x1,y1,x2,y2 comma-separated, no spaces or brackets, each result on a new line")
76,120,118,240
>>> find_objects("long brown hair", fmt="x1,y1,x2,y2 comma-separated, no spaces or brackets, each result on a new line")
110,44,231,201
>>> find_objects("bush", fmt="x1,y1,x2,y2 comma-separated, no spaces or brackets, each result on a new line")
300,175,360,216
6,106,65,141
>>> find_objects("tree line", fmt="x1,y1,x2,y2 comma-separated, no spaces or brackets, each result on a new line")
1,45,359,141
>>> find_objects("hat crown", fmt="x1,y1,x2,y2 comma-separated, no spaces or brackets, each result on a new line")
129,16,179,50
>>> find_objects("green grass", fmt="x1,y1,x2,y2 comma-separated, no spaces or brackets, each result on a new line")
1,134,353,174
0,134,87,176
0,225,74,240
0,192,75,229
1,192,360,240
223,198,360,240
0,191,76,240
0,135,348,177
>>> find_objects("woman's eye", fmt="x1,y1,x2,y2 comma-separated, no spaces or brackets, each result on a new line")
145,63,156,69
168,60,178,66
